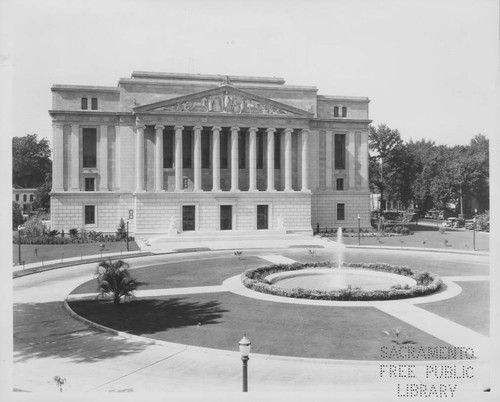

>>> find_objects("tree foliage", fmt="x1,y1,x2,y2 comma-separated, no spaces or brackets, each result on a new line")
369,127,489,216
12,202,24,230
95,260,143,305
32,173,52,212
12,134,52,188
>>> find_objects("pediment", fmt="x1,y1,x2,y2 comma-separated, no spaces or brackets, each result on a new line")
133,85,313,117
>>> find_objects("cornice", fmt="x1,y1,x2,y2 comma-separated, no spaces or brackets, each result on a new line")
51,85,119,93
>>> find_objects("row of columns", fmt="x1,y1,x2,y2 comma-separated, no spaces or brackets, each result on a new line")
52,123,110,192
135,124,309,193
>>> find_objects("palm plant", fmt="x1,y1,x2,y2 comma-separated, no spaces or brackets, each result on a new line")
95,259,142,305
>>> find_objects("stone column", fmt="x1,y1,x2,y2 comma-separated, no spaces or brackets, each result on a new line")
284,128,293,191
301,129,309,191
135,123,146,192
348,131,356,189
193,125,203,191
155,125,165,191
70,124,80,191
248,127,258,191
174,125,184,191
325,131,333,190
99,125,109,191
52,123,65,192
230,126,240,191
212,126,221,191
266,128,276,191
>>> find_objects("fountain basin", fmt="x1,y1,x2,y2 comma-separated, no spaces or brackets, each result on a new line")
266,268,417,292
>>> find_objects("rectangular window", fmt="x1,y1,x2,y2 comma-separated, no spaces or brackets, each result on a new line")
257,132,263,169
91,98,98,110
334,134,346,170
220,130,228,169
84,205,96,224
183,131,192,169
85,177,95,191
23,194,27,202
30,194,34,201
333,106,339,117
257,205,269,229
182,205,195,231
202,132,210,168
15,194,19,201
220,205,232,230
337,203,345,221
238,132,246,169
163,130,174,168
274,132,281,169
82,128,97,167
81,98,88,110
336,178,344,191
342,106,347,117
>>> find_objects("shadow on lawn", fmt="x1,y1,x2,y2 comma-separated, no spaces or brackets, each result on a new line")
68,297,228,336
14,301,151,363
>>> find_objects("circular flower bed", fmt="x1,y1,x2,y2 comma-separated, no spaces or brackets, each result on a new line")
241,262,442,301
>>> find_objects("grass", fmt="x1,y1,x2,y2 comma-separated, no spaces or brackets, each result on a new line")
340,224,489,252
13,241,140,265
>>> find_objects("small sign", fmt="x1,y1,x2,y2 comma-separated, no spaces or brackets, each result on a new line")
128,209,134,220
183,178,188,189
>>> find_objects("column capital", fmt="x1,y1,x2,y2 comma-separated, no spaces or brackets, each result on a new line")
266,127,276,134
301,128,310,134
231,126,240,132
52,122,65,128
212,126,222,132
194,124,203,131
284,127,294,134
155,124,165,131
248,127,258,134
174,125,184,131
136,124,146,130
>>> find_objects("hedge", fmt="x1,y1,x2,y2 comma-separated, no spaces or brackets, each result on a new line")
241,262,442,301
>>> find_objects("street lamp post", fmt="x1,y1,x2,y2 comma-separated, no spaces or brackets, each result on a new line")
473,208,477,251
238,334,251,392
17,229,22,265
126,221,129,252
357,215,361,246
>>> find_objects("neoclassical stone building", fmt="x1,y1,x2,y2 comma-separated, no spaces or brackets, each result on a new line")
49,72,370,235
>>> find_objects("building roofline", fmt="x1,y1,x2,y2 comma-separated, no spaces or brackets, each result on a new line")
130,71,286,85
317,95,370,102
51,85,119,93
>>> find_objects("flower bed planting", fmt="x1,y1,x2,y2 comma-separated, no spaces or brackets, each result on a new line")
241,262,442,301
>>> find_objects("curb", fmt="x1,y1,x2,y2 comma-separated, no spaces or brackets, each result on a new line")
345,245,489,256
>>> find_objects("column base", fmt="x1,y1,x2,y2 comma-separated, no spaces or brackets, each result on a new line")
284,189,295,192
69,188,80,192
266,189,277,192
134,189,146,193
301,188,311,193
193,189,204,193
230,189,241,192
211,188,222,192
174,189,185,193
248,189,259,193
155,189,166,193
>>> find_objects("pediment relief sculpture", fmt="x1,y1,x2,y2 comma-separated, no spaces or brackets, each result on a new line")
155,91,294,115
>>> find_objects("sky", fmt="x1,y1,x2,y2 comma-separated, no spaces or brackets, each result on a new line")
1,0,498,149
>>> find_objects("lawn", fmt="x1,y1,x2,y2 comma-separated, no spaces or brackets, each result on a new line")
13,241,140,265
339,224,489,252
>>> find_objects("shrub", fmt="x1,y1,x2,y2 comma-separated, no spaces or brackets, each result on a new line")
95,260,143,305
69,228,79,238
116,218,127,241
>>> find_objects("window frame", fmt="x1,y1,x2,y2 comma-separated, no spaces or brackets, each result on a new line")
91,97,98,110
81,97,88,110
84,205,96,225
82,127,97,168
342,106,347,118
336,203,345,221
334,134,346,170
336,178,344,191
85,177,96,191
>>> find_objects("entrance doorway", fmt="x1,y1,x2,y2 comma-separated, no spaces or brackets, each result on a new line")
182,205,195,231
257,205,269,230
220,205,232,230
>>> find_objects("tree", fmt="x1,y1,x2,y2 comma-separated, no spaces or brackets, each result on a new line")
12,134,52,188
95,260,142,305
116,218,127,241
32,172,52,212
12,202,24,230
369,124,404,212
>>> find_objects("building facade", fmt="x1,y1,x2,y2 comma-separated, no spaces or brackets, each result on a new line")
49,72,371,235
13,186,36,216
